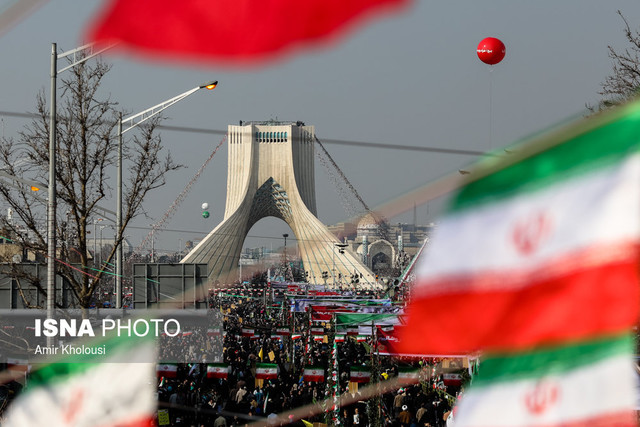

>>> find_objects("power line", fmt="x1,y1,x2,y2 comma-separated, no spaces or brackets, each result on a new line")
0,110,488,156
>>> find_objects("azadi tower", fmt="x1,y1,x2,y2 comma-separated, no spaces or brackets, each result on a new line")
181,121,375,287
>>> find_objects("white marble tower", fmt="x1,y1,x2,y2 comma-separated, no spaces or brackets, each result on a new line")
181,122,375,287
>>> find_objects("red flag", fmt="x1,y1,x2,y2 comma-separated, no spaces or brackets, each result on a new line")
86,0,409,65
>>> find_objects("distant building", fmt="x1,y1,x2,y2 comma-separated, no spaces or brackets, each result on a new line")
328,214,434,275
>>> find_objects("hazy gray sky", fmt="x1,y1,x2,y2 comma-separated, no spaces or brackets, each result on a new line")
1,1,640,255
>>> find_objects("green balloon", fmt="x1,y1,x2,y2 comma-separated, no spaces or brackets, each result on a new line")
202,211,210,218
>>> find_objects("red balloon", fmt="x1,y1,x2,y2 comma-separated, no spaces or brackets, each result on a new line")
477,37,506,65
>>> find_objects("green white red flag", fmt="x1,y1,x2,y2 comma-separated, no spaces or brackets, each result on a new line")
157,363,178,378
86,0,409,65
349,366,370,383
397,367,420,384
3,335,156,426
442,373,462,386
400,103,640,355
303,366,325,383
256,363,279,380
454,334,637,426
207,363,230,379
399,101,640,426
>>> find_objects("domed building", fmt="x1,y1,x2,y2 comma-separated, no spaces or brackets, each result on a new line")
355,213,395,272
327,212,435,278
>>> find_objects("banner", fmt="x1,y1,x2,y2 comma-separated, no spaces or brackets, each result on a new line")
256,363,279,380
207,364,230,379
303,366,325,382
349,366,370,383
157,364,178,378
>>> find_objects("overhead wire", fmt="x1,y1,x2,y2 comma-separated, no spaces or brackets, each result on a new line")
0,110,488,156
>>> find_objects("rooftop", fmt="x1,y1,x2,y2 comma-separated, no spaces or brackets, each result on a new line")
239,120,306,126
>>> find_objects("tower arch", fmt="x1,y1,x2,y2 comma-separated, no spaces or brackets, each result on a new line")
181,122,375,288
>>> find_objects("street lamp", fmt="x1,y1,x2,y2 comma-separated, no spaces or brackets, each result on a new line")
48,42,114,328
282,234,288,282
332,242,348,287
115,80,218,308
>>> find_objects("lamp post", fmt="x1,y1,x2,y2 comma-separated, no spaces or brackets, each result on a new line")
47,42,114,328
332,242,348,287
150,223,156,263
282,233,288,282
93,218,103,267
115,80,218,308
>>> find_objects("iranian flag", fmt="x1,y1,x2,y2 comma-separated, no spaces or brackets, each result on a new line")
350,366,370,383
454,335,637,426
256,363,279,380
400,106,640,354
86,0,409,64
276,327,290,336
335,334,346,343
311,327,325,336
3,335,155,426
242,328,254,337
157,364,178,378
303,366,325,382
443,373,462,386
397,367,420,384
377,324,395,334
399,102,640,426
207,363,230,379
292,334,303,340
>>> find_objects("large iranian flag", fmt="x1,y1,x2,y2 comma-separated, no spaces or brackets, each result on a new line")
255,363,279,380
399,102,640,426
3,335,156,427
350,366,370,383
454,334,637,426
303,366,325,382
397,367,420,384
157,363,178,378
87,0,409,64
207,363,230,379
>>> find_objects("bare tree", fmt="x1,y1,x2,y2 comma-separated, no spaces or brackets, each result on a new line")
0,57,181,308
596,10,640,109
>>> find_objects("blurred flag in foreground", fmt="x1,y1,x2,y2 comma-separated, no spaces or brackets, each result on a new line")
399,101,640,426
86,0,409,65
3,335,156,427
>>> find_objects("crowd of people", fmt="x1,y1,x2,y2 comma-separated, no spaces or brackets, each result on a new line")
0,283,465,426
153,285,464,426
